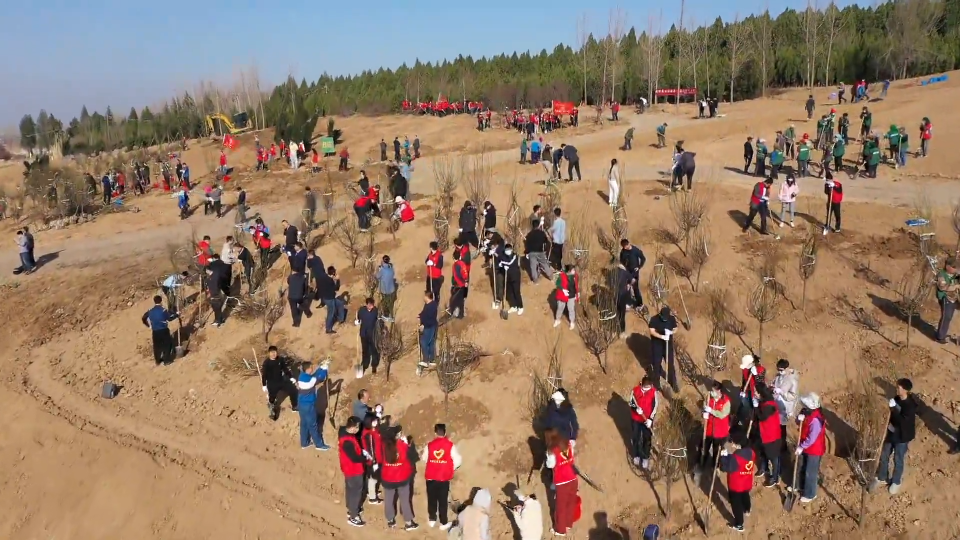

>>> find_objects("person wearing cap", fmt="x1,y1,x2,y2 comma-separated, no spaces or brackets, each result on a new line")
718,436,756,533
395,196,414,223
870,378,917,495
421,423,462,529
754,138,768,177
648,306,679,391
793,392,825,503
629,376,659,469
545,388,579,447
739,355,766,423
935,257,959,344
772,359,799,440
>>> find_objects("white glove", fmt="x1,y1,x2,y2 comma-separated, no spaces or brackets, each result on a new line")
795,447,803,456
375,404,384,417
426,260,434,267
739,391,747,398
373,464,380,472
720,449,729,457
290,378,297,384
320,360,331,370
644,419,653,428
889,398,897,408
703,406,713,414
362,450,372,460
703,412,710,419
354,319,361,326
458,228,462,232
797,414,805,422
750,366,758,376
262,386,267,393
826,181,836,189
569,440,576,448
562,289,570,297
752,398,759,408
774,387,782,395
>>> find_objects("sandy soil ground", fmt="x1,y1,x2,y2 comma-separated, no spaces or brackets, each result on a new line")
3,75,960,540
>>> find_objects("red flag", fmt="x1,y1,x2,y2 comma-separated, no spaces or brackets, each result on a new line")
223,134,237,150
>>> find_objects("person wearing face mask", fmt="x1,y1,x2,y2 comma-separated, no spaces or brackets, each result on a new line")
755,383,783,488
739,355,766,425
772,359,799,441
481,200,497,234
498,243,524,315
425,241,444,303
361,415,385,506
648,306,679,391
869,378,917,495
340,416,368,527
793,392,826,503
629,376,658,469
545,388,579,448
702,381,732,467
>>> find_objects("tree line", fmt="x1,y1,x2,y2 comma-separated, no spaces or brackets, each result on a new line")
18,0,958,156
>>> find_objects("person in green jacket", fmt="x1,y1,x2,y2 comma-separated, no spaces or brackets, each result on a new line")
839,113,851,144
885,124,902,168
656,123,668,148
755,138,769,177
520,138,528,164
797,136,812,177
832,135,846,173
784,125,797,159
935,257,959,344
816,116,827,148
860,107,873,140
624,127,635,150
866,140,882,178
898,126,910,168
769,148,785,179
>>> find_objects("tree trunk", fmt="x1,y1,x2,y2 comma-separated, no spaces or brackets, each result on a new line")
759,320,764,357
858,485,866,528
665,478,672,519
675,0,685,112
802,280,808,313
906,314,912,348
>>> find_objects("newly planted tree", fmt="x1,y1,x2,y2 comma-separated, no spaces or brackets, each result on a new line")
799,226,820,312
333,218,364,268
670,189,708,255
846,362,889,529
894,261,932,349
576,269,619,373
651,398,696,530
746,275,782,358
688,226,711,292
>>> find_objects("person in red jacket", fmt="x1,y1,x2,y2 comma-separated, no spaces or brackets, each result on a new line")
719,436,756,533
380,428,419,530
311,148,320,173
219,150,227,175
361,416,384,505
628,376,658,469
794,392,826,503
449,248,469,319
824,173,843,233
269,143,277,165
755,384,783,487
553,264,579,329
339,417,367,527
545,428,580,536
703,380,732,467
420,423,462,530
425,241,444,303
742,177,773,235
354,194,372,231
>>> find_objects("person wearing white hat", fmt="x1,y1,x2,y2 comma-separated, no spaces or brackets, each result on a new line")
544,389,579,447
739,355,766,424
793,392,825,503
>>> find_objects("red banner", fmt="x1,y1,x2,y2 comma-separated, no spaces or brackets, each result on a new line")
655,88,698,97
223,134,237,150
552,101,575,115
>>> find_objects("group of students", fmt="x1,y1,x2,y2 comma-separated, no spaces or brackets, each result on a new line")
741,171,843,235
518,141,582,183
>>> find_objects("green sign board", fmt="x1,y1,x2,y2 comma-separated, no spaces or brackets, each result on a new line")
320,137,335,155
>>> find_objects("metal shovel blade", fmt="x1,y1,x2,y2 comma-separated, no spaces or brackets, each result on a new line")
174,345,186,358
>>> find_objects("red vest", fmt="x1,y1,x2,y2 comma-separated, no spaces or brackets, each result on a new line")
552,444,577,485
726,449,756,493
452,260,468,287
380,440,414,483
399,203,414,223
312,153,319,164
369,186,379,203
424,437,456,481
800,409,827,456
427,251,442,278
706,394,731,438
750,183,767,206
361,428,383,463
741,366,765,397
557,272,579,302
829,182,843,204
219,154,227,166
458,244,471,268
922,124,932,140
339,434,365,476
758,400,782,444
197,241,211,266
630,386,656,423
354,195,370,209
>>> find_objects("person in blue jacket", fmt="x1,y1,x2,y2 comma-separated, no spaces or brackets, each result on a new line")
178,189,190,220
141,295,179,365
297,358,331,450
544,388,579,445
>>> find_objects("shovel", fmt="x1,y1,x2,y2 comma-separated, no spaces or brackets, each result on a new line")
692,422,708,483
574,465,604,493
174,290,187,358
784,453,801,512
702,453,722,532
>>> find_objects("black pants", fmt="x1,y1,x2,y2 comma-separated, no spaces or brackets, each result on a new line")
151,329,173,365
449,286,466,318
355,206,370,230
786,141,796,160
505,277,522,309
629,273,643,307
729,491,751,528
461,230,479,248
493,272,505,304
394,150,401,161
567,160,581,182
550,243,563,270
651,342,677,390
682,167,695,190
631,420,653,460
427,276,443,303
703,436,728,467
743,204,769,234
289,296,313,327
209,294,225,324
381,150,388,161
360,334,380,372
426,480,450,524
743,155,753,173
756,160,766,177
214,200,222,217
242,263,253,290
339,157,348,171
834,156,843,172
102,191,111,205
616,294,628,333
828,202,841,231
267,379,298,415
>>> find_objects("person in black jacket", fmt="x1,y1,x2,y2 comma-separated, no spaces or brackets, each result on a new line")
260,345,298,420
393,137,401,161
523,224,552,283
544,388,579,444
204,266,227,328
481,200,497,233
677,151,697,191
560,143,581,182
235,244,255,293
870,378,917,495
498,243,523,315
619,239,647,312
317,266,346,334
281,220,299,256
354,297,380,377
744,137,754,174
458,201,479,247
207,253,231,297
358,170,370,196
614,263,632,337
287,268,313,327
418,291,439,367
307,250,325,289
390,168,408,200
290,242,307,274
482,229,503,269
551,145,564,181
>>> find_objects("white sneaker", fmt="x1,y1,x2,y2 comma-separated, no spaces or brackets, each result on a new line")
632,457,640,466
439,523,452,531
428,521,436,528
800,495,817,503
492,302,500,310
789,221,795,228
517,308,524,315
553,320,561,328
508,307,517,313
889,483,902,495
779,222,784,228
569,322,576,330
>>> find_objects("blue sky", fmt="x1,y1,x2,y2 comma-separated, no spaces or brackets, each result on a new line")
2,0,860,126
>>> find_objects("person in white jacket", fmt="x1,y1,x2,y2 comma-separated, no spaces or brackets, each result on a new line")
777,174,800,228
608,158,621,208
510,492,543,540
773,358,800,440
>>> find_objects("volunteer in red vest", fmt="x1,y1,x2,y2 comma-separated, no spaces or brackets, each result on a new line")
741,176,773,235
719,436,756,533
553,264,579,330
368,184,381,217
395,196,415,223
793,392,826,503
361,415,384,506
824,173,843,233
420,423,462,530
219,150,227,175
449,248,469,319
628,376,658,470
380,428,419,530
196,235,212,268
425,241,444,303
339,417,367,527
354,193,373,231
545,428,580,537
920,116,932,157
703,380,732,467
739,354,766,424
755,384,783,488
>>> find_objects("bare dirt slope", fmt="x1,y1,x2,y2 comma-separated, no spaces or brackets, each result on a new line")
2,74,960,540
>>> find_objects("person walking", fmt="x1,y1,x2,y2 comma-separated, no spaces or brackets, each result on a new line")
619,239,647,312
742,177,773,235
449,249,469,319
870,378,917,494
421,423,462,530
629,376,659,469
549,208,566,270
778,174,799,228
743,137,754,174
361,415,384,505
755,384,783,487
544,428,580,536
458,201,480,248
425,241,444,303
354,297,380,377
719,436,756,533
418,291,439,368
793,392,826,503
298,359,330,450
499,243,524,315
524,222,552,284
608,159,621,207
703,381,732,466
339,416,367,527
935,257,959,344
381,428,419,530
287,268,313,328
553,265,579,329
260,345,298,420
648,306,679,391
141,295,179,365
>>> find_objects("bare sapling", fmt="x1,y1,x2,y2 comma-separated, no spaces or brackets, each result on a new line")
576,269,619,373
567,206,593,268
360,236,378,299
540,182,562,232
846,362,889,529
670,189,709,255
649,248,671,312
333,217,364,268
377,300,411,382
504,178,524,249
435,331,483,419
799,225,820,312
952,199,960,256
746,275,782,359
894,261,932,349
596,224,617,264
433,202,451,252
651,397,696,528
261,287,286,342
688,225,711,292
465,151,492,229
704,287,731,376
